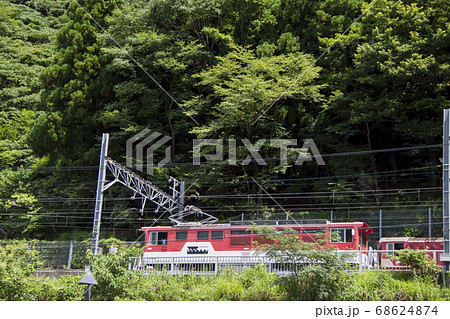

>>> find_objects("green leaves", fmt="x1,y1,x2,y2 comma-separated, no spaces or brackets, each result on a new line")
34,0,123,164
393,248,441,277
0,241,40,300
252,226,350,300
0,0,449,238
187,44,323,137
0,240,85,301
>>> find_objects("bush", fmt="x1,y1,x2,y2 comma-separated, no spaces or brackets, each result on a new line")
88,244,142,301
0,240,85,300
342,271,450,301
252,226,350,300
2,240,448,301
393,249,441,279
203,264,283,301
238,263,284,300
0,241,40,300
25,275,85,301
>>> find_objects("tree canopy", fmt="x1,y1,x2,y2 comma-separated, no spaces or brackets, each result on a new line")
0,0,448,239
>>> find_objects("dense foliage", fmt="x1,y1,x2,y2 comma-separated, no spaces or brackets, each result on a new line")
0,241,84,300
0,241,448,301
0,0,449,239
394,248,442,277
252,226,350,300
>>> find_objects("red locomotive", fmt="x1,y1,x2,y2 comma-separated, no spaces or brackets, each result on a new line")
140,220,373,258
378,237,445,269
135,218,445,273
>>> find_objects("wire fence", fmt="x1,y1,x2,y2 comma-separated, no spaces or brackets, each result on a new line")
0,240,144,269
238,207,444,246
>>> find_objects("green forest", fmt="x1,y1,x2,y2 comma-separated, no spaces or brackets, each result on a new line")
0,0,449,241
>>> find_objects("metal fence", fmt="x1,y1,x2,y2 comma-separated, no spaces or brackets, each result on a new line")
30,241,87,269
0,241,144,269
33,269,84,279
241,207,444,244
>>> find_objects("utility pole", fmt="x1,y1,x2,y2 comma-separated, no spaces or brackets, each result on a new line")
442,110,450,279
379,209,383,241
92,133,109,255
178,180,185,212
429,207,432,238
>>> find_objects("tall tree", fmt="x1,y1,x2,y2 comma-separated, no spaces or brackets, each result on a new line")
183,44,324,215
317,0,449,193
0,0,67,238
31,0,122,165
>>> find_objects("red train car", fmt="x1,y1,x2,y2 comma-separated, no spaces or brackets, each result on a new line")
140,220,373,258
378,237,444,269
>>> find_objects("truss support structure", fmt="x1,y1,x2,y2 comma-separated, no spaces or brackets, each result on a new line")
104,157,180,214
92,133,217,247
179,181,185,212
92,133,109,255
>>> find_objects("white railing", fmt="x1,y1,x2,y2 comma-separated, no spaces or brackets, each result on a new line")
128,250,445,276
372,249,444,272
129,250,367,276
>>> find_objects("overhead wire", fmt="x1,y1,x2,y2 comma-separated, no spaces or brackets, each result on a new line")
0,143,443,172
3,163,438,192
0,185,441,203
0,145,444,236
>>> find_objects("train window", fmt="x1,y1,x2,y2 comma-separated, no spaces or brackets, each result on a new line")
150,232,157,245
197,231,209,240
176,231,187,241
303,228,325,234
230,229,251,246
211,231,223,240
149,232,168,245
330,229,353,243
231,230,251,235
158,232,168,245
386,242,404,256
281,228,300,234
331,229,344,242
346,229,353,242
386,243,394,255
361,231,368,245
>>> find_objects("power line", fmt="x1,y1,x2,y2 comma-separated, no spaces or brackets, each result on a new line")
4,163,438,191
125,144,444,168
0,185,440,203
196,186,442,199
185,165,440,185
0,143,442,172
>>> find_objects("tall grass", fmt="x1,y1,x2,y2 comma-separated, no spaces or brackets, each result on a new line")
342,271,450,301
2,241,449,301
114,264,284,301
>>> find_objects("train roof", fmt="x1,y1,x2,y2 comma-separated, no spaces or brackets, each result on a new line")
379,237,409,242
380,237,444,242
141,220,373,232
